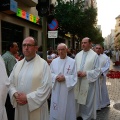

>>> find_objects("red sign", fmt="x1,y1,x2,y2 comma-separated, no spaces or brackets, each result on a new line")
48,19,58,31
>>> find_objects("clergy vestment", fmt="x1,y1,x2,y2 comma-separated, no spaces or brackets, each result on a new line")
111,50,120,63
100,54,110,108
49,56,77,120
9,55,52,120
0,55,9,120
75,49,100,120
96,54,108,110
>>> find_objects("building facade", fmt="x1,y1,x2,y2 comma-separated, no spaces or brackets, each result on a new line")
114,15,120,49
104,29,115,50
0,0,42,54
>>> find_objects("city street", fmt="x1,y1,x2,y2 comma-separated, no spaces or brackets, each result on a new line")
96,61,120,120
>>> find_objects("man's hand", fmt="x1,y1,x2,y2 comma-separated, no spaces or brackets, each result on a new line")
56,74,65,82
13,92,19,99
77,71,86,77
15,92,27,105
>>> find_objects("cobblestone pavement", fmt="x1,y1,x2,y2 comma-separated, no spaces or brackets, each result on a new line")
96,61,120,120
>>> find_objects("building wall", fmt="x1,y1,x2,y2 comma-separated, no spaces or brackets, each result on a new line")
84,0,97,9
114,15,120,48
104,29,115,49
0,0,42,54
15,0,38,16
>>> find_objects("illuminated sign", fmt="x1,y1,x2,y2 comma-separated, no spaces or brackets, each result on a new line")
16,8,39,24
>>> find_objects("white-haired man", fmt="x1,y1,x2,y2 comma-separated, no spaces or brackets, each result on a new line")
49,43,77,120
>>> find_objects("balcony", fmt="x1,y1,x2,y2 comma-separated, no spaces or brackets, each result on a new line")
18,0,38,7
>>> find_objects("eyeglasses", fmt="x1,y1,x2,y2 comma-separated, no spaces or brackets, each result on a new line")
57,49,65,51
22,44,36,47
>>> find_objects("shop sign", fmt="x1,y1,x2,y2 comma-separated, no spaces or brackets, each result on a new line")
0,0,17,14
16,8,39,24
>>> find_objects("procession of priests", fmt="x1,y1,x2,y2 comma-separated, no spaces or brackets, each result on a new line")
0,36,111,120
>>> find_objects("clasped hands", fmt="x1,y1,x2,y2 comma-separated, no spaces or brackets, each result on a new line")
14,92,27,105
56,74,65,82
77,71,86,77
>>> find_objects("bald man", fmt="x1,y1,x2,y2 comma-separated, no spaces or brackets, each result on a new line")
49,43,77,120
9,36,52,120
75,37,101,120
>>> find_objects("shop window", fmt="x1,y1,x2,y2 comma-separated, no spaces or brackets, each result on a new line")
29,29,38,41
1,21,24,54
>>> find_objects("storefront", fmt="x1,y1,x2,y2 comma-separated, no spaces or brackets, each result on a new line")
0,0,42,54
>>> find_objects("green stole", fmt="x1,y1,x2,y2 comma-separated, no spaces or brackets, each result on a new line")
14,55,45,120
75,49,96,105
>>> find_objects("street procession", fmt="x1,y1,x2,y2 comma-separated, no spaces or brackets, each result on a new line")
0,0,120,120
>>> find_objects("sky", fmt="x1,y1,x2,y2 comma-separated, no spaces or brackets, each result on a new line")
97,0,120,37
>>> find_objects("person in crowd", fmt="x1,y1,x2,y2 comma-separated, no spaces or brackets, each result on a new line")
14,52,24,62
71,49,76,59
51,50,57,59
112,48,120,66
67,48,73,58
2,42,19,76
109,49,112,58
94,44,110,110
74,37,101,120
37,45,43,58
9,36,52,120
2,42,19,120
100,46,110,108
47,47,53,55
14,52,20,62
104,49,110,56
101,46,110,69
0,55,9,120
47,50,53,65
49,43,77,120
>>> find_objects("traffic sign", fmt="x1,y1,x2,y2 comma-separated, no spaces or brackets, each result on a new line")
48,31,58,38
48,19,58,31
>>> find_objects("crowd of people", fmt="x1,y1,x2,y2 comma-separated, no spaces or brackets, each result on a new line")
0,36,111,120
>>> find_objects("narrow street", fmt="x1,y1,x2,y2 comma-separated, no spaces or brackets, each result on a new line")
96,61,120,120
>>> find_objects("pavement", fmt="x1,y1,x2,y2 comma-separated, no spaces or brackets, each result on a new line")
96,61,120,120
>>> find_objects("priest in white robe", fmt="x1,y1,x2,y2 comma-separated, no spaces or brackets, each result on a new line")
94,44,110,110
0,55,9,120
9,37,52,120
75,37,101,120
100,46,110,108
49,43,77,120
111,48,120,64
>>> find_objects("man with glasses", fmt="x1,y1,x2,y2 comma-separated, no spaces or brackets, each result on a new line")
9,36,52,120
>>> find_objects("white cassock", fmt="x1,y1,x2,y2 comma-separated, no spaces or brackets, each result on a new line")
49,56,77,120
0,55,9,120
96,54,108,110
75,49,100,120
9,55,52,120
100,54,110,108
112,50,120,62
116,51,120,61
